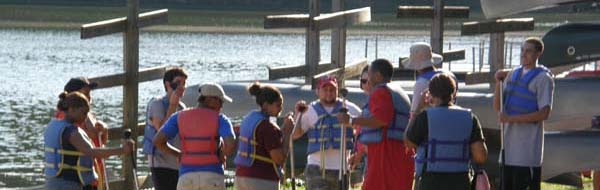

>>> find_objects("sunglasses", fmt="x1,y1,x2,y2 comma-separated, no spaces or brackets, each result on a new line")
360,79,368,84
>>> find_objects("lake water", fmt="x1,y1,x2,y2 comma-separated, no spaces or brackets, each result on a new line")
0,28,528,187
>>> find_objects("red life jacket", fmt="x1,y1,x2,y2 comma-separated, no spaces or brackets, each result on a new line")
177,108,220,166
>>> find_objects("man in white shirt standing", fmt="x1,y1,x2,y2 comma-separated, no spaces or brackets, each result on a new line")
292,75,361,190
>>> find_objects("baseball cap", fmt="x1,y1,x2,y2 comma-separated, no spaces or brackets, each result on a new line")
199,82,233,103
64,77,98,92
318,75,338,89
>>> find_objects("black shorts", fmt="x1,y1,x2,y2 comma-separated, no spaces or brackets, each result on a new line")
151,167,179,190
502,165,541,190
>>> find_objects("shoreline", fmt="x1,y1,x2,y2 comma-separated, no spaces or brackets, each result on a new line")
0,20,546,37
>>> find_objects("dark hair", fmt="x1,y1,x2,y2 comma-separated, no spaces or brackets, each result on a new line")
248,82,282,106
163,67,188,91
428,73,456,104
56,91,90,111
370,59,394,82
525,37,544,53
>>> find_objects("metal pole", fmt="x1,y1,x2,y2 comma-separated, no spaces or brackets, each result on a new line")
448,42,452,71
472,47,476,72
365,39,368,58
509,42,513,68
375,36,378,59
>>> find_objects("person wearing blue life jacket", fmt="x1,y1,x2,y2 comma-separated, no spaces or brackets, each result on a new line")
142,67,188,190
44,92,133,190
153,82,236,190
402,42,458,120
337,59,414,190
347,66,370,188
234,82,294,190
405,73,487,190
493,37,554,190
291,75,361,190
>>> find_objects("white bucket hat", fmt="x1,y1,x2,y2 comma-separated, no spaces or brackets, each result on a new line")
402,42,443,70
199,82,233,103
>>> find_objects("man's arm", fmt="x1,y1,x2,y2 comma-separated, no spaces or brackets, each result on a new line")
499,106,551,124
153,131,181,158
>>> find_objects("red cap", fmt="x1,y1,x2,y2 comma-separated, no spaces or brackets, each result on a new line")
318,75,338,89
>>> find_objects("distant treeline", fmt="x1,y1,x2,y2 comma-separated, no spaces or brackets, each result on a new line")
2,0,597,13
0,0,483,12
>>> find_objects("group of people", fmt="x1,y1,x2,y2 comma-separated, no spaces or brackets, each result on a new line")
44,37,559,190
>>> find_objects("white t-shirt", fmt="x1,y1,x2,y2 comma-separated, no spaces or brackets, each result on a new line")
299,100,361,170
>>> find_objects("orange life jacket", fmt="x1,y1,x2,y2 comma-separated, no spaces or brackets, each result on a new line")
177,108,220,166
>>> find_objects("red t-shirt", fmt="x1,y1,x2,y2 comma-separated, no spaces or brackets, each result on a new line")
362,87,415,190
235,120,283,181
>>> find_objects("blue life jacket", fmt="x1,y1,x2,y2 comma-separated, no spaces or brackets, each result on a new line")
503,66,549,115
418,70,443,81
306,100,354,155
234,110,282,177
142,96,181,155
44,120,96,185
415,106,473,177
358,84,411,144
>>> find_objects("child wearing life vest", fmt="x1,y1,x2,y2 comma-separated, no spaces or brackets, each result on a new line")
44,91,133,190
405,73,487,190
52,77,109,190
234,82,294,190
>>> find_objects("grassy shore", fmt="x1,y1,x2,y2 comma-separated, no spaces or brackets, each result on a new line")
1,4,600,35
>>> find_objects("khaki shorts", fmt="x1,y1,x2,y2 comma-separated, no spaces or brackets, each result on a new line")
177,171,225,190
234,176,279,190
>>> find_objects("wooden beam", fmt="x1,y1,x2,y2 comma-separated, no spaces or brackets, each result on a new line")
122,0,140,188
81,9,168,39
314,7,371,30
465,72,491,85
442,49,466,62
88,66,168,89
268,63,334,80
431,0,444,55
311,58,368,88
306,0,320,85
461,17,534,36
331,0,347,88
489,32,505,87
264,14,309,29
396,6,469,18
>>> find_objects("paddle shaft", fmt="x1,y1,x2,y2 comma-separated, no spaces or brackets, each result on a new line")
499,81,506,190
98,133,109,190
123,130,139,190
339,89,349,190
289,111,304,190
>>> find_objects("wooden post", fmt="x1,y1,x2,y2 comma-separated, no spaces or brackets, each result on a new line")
331,0,346,88
122,0,139,188
489,32,505,87
306,0,320,85
431,0,444,55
